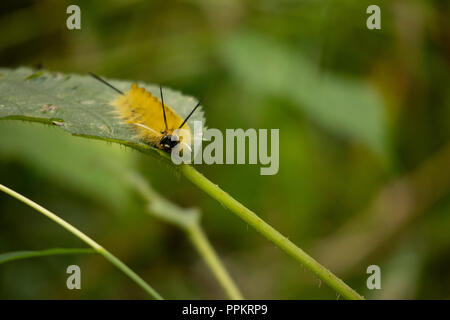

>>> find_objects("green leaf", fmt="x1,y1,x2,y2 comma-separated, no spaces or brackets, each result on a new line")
0,248,95,265
0,67,206,157
221,32,387,156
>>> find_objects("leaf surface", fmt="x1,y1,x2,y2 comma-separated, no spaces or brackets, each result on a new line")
0,67,205,155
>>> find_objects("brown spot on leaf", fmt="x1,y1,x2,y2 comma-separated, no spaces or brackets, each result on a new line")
41,104,58,113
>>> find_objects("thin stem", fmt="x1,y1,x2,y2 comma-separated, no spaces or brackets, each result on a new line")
0,248,95,265
179,165,364,300
187,223,243,300
0,183,163,300
121,170,243,299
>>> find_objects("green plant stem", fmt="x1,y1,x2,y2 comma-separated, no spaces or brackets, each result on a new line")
187,223,243,300
180,165,364,300
0,183,163,300
0,248,95,264
121,170,243,300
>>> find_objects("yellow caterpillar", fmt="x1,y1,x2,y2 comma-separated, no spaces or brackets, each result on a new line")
90,73,201,152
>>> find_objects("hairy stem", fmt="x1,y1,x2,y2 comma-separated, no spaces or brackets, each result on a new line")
180,165,364,300
0,183,163,300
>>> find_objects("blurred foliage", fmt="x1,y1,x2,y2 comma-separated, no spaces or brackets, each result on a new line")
0,0,449,299
221,31,387,156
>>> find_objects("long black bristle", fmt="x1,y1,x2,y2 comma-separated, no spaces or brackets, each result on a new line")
89,72,124,95
178,99,202,129
160,85,169,131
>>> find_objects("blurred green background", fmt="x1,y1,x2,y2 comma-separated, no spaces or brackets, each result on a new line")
1,0,449,299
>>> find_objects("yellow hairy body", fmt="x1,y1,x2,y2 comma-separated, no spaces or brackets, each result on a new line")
111,84,192,148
